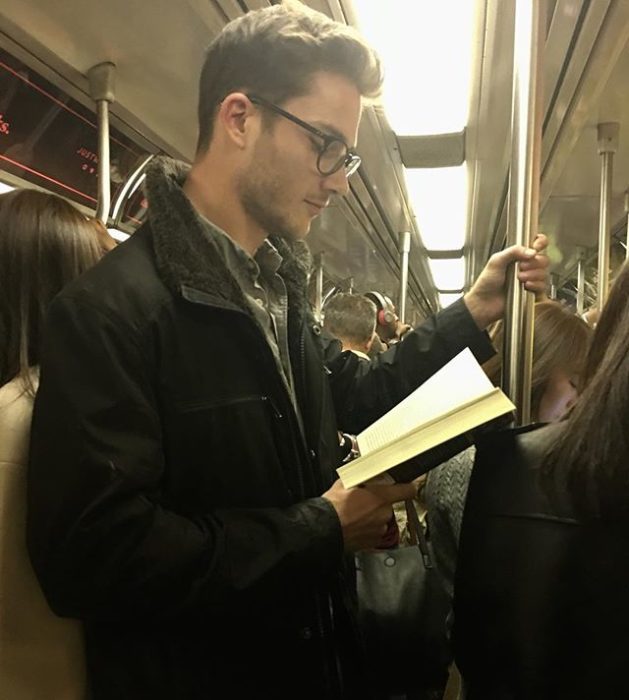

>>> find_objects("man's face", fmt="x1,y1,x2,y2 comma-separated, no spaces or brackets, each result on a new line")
237,71,362,241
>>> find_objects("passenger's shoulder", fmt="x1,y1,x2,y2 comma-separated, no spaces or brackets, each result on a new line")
54,224,171,325
0,376,35,464
516,422,565,467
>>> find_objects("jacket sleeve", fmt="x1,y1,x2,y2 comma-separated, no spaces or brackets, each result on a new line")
327,298,495,434
26,294,343,623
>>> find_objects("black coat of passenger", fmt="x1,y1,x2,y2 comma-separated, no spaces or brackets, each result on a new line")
454,423,629,700
27,158,493,699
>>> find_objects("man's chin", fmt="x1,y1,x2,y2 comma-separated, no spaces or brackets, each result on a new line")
277,220,311,241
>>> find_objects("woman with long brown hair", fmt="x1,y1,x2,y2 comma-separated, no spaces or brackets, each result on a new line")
0,188,102,699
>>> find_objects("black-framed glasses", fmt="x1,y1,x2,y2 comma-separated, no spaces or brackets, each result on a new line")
247,94,361,178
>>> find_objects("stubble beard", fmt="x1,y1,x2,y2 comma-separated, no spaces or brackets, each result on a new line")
238,159,308,242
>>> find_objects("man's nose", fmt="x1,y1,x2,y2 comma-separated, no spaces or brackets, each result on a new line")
322,167,350,197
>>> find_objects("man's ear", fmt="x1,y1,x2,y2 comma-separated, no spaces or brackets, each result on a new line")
216,92,257,149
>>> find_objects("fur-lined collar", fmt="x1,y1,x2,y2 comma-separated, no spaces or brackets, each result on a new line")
144,156,312,318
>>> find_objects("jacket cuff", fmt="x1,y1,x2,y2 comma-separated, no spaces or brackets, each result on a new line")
438,298,495,364
291,497,344,571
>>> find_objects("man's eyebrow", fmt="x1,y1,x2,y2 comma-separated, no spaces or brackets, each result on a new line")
313,121,352,146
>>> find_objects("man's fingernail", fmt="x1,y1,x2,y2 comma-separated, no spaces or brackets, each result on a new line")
525,248,536,256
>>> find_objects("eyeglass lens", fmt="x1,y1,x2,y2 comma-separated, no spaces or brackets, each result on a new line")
319,141,361,177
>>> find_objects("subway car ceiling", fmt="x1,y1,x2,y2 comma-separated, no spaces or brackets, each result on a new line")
1,0,629,320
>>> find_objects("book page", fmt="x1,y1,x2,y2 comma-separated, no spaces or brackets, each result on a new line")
356,348,495,455
338,388,515,488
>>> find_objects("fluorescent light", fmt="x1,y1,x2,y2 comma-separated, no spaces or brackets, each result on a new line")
438,292,463,308
353,0,474,135
428,257,465,290
405,165,467,250
108,228,130,242
0,181,14,194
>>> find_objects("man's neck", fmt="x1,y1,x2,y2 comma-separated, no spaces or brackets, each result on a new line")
341,341,370,359
183,165,266,257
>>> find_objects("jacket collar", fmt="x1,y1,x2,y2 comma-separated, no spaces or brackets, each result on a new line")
144,156,312,321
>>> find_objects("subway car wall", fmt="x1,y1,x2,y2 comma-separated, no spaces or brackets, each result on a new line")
0,46,149,228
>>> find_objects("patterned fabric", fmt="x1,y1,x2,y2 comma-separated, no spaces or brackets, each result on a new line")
424,446,476,599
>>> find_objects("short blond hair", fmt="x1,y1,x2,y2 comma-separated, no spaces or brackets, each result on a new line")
323,293,377,346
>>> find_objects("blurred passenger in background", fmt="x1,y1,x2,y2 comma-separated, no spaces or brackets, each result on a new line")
0,189,101,699
364,290,411,346
323,292,377,360
426,301,592,598
367,332,387,358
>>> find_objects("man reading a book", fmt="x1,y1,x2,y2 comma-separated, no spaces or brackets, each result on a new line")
27,4,549,698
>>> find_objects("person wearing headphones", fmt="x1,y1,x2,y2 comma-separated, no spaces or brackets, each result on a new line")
364,291,411,346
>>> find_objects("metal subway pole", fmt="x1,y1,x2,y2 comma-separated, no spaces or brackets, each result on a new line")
625,189,629,261
502,0,543,426
88,62,116,225
314,252,324,323
398,231,411,321
111,154,154,228
576,248,586,317
596,122,619,313
549,274,557,300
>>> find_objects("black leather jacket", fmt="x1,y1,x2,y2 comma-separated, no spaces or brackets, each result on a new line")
27,157,493,699
454,422,629,700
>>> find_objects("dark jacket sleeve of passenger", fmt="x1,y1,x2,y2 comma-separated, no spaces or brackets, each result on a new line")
26,295,342,623
328,298,495,434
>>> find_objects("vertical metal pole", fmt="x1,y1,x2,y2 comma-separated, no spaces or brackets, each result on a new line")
95,101,110,224
314,252,324,322
624,190,629,261
576,249,586,317
398,231,411,321
502,0,543,426
596,123,619,313
549,274,557,300
88,63,116,224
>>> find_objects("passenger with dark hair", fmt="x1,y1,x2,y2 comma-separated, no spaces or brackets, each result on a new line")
0,189,101,699
453,264,629,699
323,292,377,359
26,4,548,698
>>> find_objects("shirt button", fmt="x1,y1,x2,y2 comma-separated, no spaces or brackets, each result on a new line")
309,449,316,460
299,627,313,640
255,298,265,307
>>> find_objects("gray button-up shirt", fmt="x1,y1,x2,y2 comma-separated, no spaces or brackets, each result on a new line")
197,214,298,409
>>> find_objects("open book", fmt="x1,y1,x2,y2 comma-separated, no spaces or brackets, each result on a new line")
337,348,515,488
